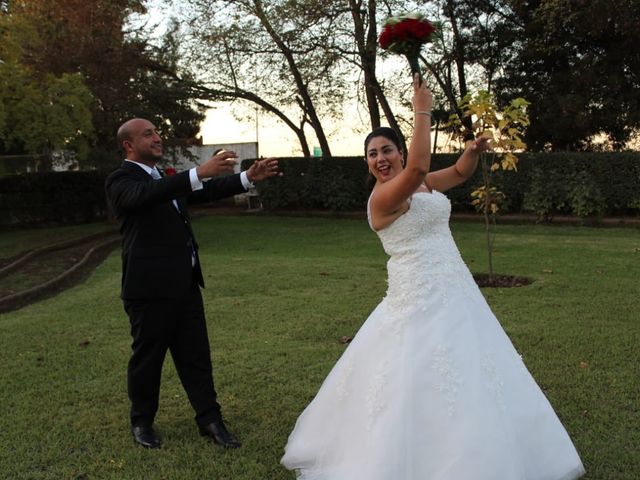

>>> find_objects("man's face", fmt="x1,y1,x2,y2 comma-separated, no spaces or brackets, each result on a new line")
125,119,163,165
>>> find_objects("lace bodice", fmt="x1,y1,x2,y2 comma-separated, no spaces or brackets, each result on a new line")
369,191,476,310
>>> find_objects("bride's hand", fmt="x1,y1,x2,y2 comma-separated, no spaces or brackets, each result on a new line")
412,73,432,113
470,136,491,153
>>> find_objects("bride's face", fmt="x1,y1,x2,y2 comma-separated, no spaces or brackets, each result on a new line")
366,135,404,184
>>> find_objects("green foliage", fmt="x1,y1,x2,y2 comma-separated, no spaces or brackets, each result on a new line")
523,165,607,220
523,166,567,221
567,171,605,219
0,170,109,228
44,73,94,157
496,0,640,150
0,89,5,136
1,0,205,156
0,58,94,159
1,153,637,230
517,153,640,219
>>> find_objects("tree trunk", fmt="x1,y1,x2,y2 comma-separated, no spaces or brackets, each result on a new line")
442,0,474,137
348,0,406,153
350,0,380,130
480,153,494,279
254,0,332,157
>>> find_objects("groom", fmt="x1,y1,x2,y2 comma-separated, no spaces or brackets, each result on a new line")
105,118,278,449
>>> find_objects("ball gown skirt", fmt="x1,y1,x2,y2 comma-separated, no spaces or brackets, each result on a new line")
281,192,585,480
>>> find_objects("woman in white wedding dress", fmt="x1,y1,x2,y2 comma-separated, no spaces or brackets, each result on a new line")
281,75,585,480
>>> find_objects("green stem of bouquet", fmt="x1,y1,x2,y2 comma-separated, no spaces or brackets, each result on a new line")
405,53,423,84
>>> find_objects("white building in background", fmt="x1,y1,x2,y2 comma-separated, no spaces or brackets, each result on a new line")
165,142,259,173
164,142,260,208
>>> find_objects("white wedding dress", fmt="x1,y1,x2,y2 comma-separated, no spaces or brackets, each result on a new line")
281,191,585,480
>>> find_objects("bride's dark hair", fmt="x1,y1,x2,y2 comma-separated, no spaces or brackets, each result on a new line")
364,127,403,193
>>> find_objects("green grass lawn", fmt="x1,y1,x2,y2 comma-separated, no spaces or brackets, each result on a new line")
0,216,638,479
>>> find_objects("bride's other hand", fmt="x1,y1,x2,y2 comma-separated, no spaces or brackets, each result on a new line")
470,136,491,153
424,135,489,193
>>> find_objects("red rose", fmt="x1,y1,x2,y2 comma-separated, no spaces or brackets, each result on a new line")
393,21,409,41
378,14,436,54
379,25,393,48
165,167,177,176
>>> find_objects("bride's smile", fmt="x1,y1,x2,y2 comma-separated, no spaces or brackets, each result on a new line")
366,137,404,183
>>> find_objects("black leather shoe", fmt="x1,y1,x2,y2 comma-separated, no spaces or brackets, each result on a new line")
132,425,161,449
198,420,241,448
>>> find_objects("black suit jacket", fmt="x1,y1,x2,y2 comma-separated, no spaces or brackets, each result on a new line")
105,161,247,300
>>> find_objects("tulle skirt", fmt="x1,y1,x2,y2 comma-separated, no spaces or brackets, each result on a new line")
281,284,585,480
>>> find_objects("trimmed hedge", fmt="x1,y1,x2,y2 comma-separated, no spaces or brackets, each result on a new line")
241,157,370,211
244,152,640,218
0,170,110,229
1,153,637,229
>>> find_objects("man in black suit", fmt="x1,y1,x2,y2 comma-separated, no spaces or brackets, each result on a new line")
105,118,278,449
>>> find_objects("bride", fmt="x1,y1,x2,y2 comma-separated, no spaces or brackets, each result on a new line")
281,74,585,480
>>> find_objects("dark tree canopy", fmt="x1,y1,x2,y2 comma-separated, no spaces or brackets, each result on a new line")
2,0,206,164
495,0,640,151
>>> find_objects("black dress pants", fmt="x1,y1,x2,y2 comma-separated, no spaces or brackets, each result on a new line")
124,283,222,427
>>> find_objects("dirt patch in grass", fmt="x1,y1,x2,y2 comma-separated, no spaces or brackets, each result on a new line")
473,273,534,288
0,235,119,313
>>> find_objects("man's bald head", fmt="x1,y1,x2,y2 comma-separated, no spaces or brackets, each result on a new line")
117,119,136,148
117,118,163,165
117,118,150,148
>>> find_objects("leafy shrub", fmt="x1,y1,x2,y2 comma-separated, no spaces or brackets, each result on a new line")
567,170,605,218
0,170,110,228
523,166,568,220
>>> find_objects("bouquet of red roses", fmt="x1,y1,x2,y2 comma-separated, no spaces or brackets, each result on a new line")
379,13,436,81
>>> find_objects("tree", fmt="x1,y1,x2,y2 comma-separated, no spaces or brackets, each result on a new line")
309,1,511,154
173,0,356,157
0,9,94,164
335,0,409,153
4,0,206,162
413,0,521,146
451,90,529,278
172,0,430,157
496,0,640,150
0,62,94,164
122,23,207,159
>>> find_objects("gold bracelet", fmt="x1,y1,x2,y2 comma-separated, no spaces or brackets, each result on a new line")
416,111,432,117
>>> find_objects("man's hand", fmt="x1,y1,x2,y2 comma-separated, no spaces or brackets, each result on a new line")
196,150,238,179
246,157,280,183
